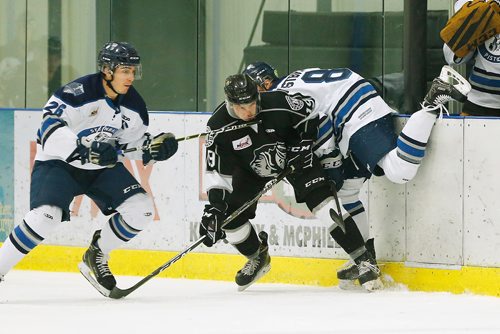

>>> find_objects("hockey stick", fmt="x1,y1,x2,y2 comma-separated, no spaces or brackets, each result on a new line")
117,119,262,155
93,166,294,299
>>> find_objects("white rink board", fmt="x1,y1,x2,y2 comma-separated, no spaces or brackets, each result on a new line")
368,117,407,262
13,112,500,266
405,119,464,265
463,118,500,266
14,110,346,259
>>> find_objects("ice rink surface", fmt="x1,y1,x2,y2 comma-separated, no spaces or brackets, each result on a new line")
1,271,499,334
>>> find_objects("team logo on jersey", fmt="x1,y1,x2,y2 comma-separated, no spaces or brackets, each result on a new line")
250,143,286,177
479,34,500,63
287,92,315,114
232,135,252,150
285,95,304,111
63,82,84,96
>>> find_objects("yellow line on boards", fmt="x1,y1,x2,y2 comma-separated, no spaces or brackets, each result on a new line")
1,242,499,297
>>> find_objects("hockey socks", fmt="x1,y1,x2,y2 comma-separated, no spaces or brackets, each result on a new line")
99,213,142,254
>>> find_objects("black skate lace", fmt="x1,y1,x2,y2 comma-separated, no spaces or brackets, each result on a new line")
95,252,112,277
241,258,260,275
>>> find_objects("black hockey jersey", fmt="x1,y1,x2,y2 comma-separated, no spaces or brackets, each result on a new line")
204,90,318,210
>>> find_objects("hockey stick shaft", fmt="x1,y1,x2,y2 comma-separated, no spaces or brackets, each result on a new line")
118,119,261,155
108,166,293,299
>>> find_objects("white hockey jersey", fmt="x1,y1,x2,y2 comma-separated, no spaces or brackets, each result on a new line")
271,68,393,157
36,72,148,170
443,0,500,109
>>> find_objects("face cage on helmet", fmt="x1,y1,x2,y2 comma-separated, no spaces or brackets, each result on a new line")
99,62,143,80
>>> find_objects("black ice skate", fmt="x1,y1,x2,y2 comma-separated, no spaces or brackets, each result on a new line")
424,65,471,110
78,230,116,296
235,231,271,291
354,251,383,292
337,239,376,289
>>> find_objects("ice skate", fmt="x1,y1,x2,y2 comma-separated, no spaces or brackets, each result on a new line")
424,65,471,111
337,239,376,290
78,230,116,296
355,251,383,292
235,231,271,291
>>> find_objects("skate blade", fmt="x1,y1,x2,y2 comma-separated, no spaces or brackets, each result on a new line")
338,279,364,291
361,277,384,292
78,261,111,297
237,263,271,292
439,65,471,96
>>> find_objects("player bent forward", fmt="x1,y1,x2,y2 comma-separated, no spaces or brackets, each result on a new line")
0,42,178,295
244,62,471,288
199,74,382,292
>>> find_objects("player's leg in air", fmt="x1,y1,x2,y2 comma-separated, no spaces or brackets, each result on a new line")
333,65,470,287
378,65,471,184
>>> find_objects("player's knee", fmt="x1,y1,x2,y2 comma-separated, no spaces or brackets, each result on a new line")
378,150,419,184
23,205,63,238
224,221,252,245
383,163,418,184
116,193,154,230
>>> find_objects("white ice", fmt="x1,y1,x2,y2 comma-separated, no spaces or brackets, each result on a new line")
1,270,499,334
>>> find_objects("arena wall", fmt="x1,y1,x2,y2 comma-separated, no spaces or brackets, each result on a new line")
6,110,500,296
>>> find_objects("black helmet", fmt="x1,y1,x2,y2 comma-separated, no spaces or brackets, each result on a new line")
243,61,278,89
224,74,258,104
98,42,142,79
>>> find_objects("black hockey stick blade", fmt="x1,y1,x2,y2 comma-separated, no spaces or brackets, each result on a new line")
103,166,293,299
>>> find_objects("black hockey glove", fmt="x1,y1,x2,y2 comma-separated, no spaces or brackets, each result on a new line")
320,149,344,191
143,132,178,164
199,205,226,247
78,140,118,167
286,139,314,173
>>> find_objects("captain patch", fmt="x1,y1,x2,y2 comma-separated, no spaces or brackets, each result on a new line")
232,135,252,150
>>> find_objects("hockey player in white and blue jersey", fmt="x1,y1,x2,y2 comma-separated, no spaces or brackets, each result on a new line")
0,42,178,296
245,62,470,288
443,0,500,116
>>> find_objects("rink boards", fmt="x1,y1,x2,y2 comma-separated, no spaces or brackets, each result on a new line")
5,110,500,296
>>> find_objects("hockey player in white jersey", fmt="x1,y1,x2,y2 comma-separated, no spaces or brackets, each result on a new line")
244,61,470,288
443,0,500,116
0,42,178,295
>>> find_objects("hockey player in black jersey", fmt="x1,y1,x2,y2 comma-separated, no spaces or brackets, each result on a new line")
244,61,471,289
0,42,178,295
199,73,382,291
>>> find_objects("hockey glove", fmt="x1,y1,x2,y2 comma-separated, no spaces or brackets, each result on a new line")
286,139,314,173
78,140,118,167
143,132,178,164
320,149,344,190
199,205,226,247
440,0,500,57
